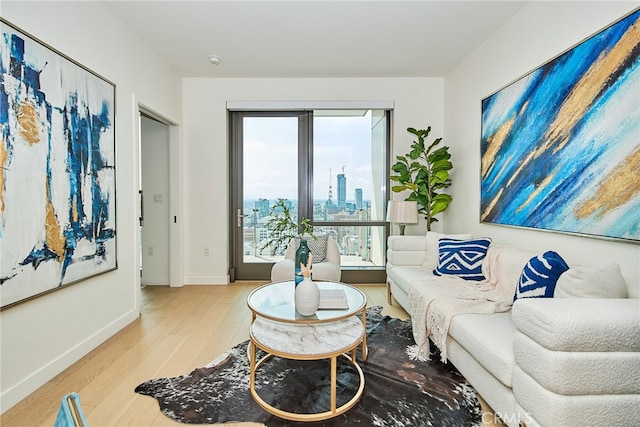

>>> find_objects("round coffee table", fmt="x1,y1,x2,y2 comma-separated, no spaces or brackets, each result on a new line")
247,280,368,421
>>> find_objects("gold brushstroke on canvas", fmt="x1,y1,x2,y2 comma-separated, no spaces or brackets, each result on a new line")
482,116,515,178
553,136,571,154
545,18,640,147
574,146,640,219
486,18,639,217
481,187,504,221
72,199,79,222
516,171,556,214
488,154,514,192
17,100,41,145
45,182,66,260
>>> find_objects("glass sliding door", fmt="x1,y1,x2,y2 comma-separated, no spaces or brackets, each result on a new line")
230,111,310,280
229,109,390,282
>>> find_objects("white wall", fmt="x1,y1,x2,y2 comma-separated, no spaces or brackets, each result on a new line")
443,1,640,296
0,1,182,411
182,77,443,284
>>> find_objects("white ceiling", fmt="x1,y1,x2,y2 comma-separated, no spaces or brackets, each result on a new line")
105,0,528,78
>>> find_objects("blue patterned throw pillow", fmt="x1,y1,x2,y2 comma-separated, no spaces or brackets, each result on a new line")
433,238,492,281
514,251,569,301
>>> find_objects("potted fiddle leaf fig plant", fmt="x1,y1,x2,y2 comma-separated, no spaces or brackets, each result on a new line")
259,198,314,256
390,127,453,231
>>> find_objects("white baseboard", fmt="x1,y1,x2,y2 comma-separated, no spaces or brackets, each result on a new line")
141,274,170,285
184,275,229,285
0,309,139,414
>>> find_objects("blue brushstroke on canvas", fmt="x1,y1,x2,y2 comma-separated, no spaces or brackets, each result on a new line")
0,21,116,299
481,9,640,242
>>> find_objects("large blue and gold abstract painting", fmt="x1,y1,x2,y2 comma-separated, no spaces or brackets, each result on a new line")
481,9,639,243
0,19,116,308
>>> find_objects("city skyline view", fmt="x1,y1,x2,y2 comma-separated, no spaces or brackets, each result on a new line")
238,109,389,269
242,112,379,201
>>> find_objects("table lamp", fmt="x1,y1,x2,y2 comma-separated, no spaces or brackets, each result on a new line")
386,200,418,235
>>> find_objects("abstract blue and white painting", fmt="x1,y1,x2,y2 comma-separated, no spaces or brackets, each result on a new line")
480,9,639,243
0,19,116,308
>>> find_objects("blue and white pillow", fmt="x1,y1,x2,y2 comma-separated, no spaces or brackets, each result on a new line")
433,238,492,281
514,251,569,301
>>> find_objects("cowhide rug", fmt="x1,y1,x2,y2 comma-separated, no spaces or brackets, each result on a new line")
135,306,482,426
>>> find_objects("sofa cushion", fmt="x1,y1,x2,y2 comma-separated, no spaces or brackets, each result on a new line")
513,366,640,427
514,331,640,395
448,312,516,388
514,251,569,300
512,298,640,352
554,263,627,298
423,231,472,269
433,237,492,281
387,266,433,295
294,234,328,263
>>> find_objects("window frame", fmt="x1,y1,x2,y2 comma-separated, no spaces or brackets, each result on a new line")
228,108,392,283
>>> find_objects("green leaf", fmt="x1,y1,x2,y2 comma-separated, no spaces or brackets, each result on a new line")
426,137,443,154
395,155,408,163
409,147,422,160
431,200,450,216
391,163,408,174
431,159,453,173
432,193,452,203
427,147,451,163
430,170,449,184
391,185,408,192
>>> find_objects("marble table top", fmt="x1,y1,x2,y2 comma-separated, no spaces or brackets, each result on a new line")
251,316,364,356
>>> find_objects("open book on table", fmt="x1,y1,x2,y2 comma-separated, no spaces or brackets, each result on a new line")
318,289,349,310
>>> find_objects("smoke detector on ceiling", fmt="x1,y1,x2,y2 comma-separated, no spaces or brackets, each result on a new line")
208,55,222,65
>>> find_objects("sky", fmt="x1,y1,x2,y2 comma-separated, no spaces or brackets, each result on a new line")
243,112,379,203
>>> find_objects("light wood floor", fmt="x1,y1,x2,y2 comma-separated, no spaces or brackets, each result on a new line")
1,282,505,427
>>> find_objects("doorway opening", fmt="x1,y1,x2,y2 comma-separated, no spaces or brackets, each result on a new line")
138,106,182,287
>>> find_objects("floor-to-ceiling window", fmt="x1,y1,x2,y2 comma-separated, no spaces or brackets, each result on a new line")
229,108,391,282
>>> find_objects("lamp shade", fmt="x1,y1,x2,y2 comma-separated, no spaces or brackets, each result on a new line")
386,200,418,224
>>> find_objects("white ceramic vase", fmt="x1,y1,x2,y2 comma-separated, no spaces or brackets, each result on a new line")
295,277,320,316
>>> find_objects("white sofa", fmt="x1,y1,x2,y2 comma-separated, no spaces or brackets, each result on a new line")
386,232,640,427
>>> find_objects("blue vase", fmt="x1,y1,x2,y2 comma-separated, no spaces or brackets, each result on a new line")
294,239,310,286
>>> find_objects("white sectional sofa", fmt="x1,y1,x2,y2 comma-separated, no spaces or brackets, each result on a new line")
386,232,640,427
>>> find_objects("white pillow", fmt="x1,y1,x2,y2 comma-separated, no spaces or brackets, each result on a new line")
294,234,328,264
423,231,472,269
554,263,628,298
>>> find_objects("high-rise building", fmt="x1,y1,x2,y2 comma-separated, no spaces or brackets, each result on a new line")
355,188,363,210
337,173,346,209
255,198,270,218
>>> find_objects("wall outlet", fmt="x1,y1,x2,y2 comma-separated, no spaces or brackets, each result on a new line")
204,247,210,256
148,247,154,256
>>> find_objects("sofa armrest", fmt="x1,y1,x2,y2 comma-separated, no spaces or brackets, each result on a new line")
386,235,427,267
512,298,640,352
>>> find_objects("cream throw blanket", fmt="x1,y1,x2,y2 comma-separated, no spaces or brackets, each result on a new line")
408,245,518,363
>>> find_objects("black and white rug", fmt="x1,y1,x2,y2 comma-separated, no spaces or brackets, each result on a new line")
135,306,482,426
